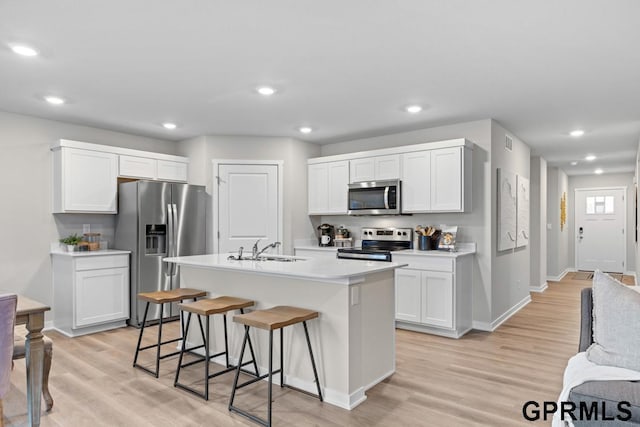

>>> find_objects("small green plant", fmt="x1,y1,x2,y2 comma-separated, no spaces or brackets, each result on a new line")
59,233,83,245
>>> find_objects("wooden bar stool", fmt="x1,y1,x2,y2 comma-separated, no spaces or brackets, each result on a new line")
174,296,259,400
133,288,207,378
229,306,323,427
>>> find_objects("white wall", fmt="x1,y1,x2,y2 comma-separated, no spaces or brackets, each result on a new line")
319,119,495,325
547,167,570,279
530,156,548,290
176,135,321,255
490,121,531,322
568,173,635,274
0,110,177,313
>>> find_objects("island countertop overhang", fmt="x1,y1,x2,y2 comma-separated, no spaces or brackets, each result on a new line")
164,253,407,285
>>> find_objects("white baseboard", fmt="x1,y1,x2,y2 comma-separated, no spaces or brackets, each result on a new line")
184,340,368,410
546,268,572,282
529,281,548,293
472,294,531,332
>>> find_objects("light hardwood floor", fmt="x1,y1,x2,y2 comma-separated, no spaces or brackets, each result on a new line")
4,274,633,426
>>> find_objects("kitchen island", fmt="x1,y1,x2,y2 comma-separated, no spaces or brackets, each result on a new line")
163,253,407,410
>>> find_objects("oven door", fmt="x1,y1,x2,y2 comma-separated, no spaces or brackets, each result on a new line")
348,180,400,215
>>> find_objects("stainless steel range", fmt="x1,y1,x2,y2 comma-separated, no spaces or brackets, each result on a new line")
337,227,413,262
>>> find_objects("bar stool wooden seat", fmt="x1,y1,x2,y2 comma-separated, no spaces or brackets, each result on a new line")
133,288,207,378
174,296,259,400
229,306,323,427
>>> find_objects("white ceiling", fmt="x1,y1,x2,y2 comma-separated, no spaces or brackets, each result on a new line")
1,1,639,176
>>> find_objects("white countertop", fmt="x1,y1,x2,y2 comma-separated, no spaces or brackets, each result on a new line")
295,243,476,258
50,249,131,257
164,253,407,284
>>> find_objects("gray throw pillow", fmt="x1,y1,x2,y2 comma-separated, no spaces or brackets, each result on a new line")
586,270,640,371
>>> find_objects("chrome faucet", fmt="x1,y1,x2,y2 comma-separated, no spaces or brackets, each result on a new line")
227,246,244,261
253,241,281,260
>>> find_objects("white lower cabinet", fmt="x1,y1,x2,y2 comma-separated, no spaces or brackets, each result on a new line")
394,254,472,338
52,252,130,336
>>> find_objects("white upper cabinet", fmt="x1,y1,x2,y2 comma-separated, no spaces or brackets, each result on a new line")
308,160,349,215
402,146,472,213
119,155,157,179
349,158,375,183
349,154,400,183
374,155,401,180
309,138,473,215
52,140,189,213
430,147,464,212
401,151,431,212
53,147,118,213
157,159,188,182
119,156,187,182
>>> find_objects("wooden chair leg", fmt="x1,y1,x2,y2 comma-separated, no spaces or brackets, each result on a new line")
42,346,53,411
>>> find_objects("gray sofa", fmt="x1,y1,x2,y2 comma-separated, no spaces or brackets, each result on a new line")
568,288,640,425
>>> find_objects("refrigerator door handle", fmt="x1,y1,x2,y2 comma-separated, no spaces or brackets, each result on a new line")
167,203,175,277
172,203,179,277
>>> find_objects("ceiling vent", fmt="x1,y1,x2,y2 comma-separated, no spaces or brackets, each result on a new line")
505,135,513,152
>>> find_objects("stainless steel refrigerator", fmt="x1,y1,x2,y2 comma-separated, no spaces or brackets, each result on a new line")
115,181,206,327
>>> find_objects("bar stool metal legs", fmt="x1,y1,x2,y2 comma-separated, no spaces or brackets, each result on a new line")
174,308,259,400
133,288,207,378
229,318,322,427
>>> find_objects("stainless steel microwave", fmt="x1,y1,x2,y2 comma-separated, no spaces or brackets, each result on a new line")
348,180,401,215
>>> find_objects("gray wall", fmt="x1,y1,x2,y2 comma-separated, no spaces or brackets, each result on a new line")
547,167,570,278
490,121,531,321
319,119,495,325
530,156,548,289
568,173,635,274
0,110,176,312
176,135,321,255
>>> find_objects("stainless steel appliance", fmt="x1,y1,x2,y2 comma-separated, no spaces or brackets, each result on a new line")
337,227,412,262
115,181,206,326
348,180,401,215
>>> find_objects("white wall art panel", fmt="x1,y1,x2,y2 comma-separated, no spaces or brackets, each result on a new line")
516,175,530,248
498,168,517,251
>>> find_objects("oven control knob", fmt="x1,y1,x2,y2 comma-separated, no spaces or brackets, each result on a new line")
403,232,407,236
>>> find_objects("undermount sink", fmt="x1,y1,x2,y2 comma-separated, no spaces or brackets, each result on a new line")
227,254,305,262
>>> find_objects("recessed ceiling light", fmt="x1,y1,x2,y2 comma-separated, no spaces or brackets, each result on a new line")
405,105,422,114
256,86,276,96
585,154,596,161
594,168,603,175
570,129,585,137
298,126,313,134
11,44,38,57
162,122,177,130
44,96,65,105
570,161,578,166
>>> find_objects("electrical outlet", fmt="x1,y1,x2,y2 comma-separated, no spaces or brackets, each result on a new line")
83,224,91,234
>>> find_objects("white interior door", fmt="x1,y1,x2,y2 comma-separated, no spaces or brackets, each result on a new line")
215,162,281,254
575,188,626,273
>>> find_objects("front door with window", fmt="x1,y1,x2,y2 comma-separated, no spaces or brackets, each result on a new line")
575,188,626,273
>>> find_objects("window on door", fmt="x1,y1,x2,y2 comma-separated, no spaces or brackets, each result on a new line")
586,195,615,215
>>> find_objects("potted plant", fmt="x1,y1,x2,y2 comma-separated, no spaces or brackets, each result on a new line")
59,233,83,252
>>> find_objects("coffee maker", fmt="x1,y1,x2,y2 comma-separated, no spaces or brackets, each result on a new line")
317,223,335,247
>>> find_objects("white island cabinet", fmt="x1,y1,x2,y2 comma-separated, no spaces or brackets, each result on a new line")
51,250,130,337
164,254,407,410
